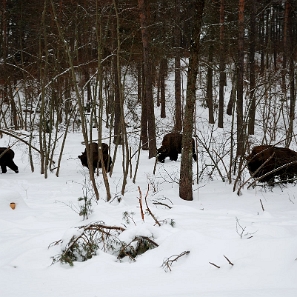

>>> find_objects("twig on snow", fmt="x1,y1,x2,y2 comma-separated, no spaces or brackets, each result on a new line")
224,255,234,266
162,251,190,272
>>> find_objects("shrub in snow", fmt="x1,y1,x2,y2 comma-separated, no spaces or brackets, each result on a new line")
49,221,158,266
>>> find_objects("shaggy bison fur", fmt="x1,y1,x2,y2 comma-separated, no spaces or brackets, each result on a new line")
157,132,197,163
246,145,297,183
78,142,112,173
0,147,19,173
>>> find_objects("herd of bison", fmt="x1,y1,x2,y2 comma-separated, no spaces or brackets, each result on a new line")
2,133,297,186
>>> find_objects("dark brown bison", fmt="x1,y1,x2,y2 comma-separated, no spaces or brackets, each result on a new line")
0,147,19,173
157,132,197,163
78,142,112,173
246,145,297,183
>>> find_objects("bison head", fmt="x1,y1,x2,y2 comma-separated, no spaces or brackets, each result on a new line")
78,153,88,168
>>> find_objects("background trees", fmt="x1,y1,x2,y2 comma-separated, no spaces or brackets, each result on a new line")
1,0,297,198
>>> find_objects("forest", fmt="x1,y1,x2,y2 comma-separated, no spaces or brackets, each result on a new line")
1,0,297,200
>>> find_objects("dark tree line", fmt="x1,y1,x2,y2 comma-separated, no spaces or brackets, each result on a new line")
0,0,297,199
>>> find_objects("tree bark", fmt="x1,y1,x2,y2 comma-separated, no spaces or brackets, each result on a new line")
282,1,289,92
112,9,123,145
285,0,295,147
174,0,182,132
160,58,167,118
179,0,205,201
138,0,156,158
218,0,225,128
236,0,245,156
248,0,256,135
206,39,215,124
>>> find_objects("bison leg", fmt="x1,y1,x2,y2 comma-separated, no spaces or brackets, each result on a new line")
1,164,7,173
6,160,18,173
192,153,197,162
104,156,112,173
192,141,197,161
169,150,178,161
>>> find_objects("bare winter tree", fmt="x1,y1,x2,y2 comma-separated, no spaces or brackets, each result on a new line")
138,0,156,158
236,0,245,157
247,0,256,135
179,0,205,201
174,0,182,132
218,0,225,128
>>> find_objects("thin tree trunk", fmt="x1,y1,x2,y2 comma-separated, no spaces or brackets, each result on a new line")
174,0,182,132
206,40,215,124
140,62,148,150
248,0,256,135
137,62,142,104
179,0,205,201
138,0,156,158
282,1,289,92
160,58,167,118
286,0,294,147
218,0,225,128
236,0,245,156
112,16,122,145
97,2,111,200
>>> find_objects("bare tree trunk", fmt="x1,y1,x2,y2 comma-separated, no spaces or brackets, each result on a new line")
137,62,142,104
112,14,123,145
206,40,215,124
174,0,182,132
138,0,156,158
248,0,256,135
179,0,205,201
218,0,225,128
96,2,111,200
282,1,289,92
160,58,167,118
236,0,245,157
285,0,295,147
140,63,148,150
226,71,236,116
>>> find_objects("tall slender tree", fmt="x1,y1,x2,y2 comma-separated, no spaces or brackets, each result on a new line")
247,0,256,135
218,0,225,128
138,0,156,158
236,0,245,156
285,0,295,147
179,0,205,201
174,0,182,132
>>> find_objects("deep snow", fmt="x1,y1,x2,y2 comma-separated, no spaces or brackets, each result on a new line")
1,128,297,297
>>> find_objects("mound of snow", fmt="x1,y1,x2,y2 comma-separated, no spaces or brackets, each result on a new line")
0,189,29,212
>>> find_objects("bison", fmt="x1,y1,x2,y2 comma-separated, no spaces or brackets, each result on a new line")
246,145,297,184
78,142,112,173
0,147,19,173
157,132,197,163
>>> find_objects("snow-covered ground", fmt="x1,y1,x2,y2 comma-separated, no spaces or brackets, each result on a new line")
1,128,297,297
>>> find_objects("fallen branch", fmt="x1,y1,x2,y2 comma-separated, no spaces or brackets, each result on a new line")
138,186,145,221
144,185,161,226
209,262,220,269
162,251,190,272
224,255,234,266
152,201,172,209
